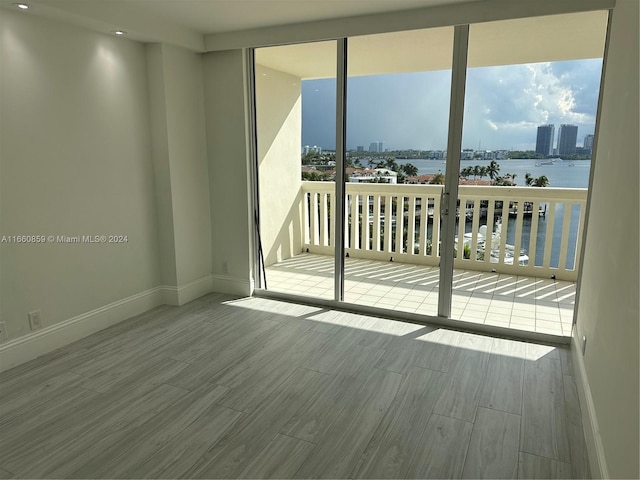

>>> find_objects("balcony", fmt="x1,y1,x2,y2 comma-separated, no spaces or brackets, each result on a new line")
261,182,585,337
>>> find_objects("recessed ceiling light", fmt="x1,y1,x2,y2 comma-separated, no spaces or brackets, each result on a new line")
112,30,126,36
14,3,29,9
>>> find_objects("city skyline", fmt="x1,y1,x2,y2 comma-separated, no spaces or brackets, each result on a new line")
302,58,602,151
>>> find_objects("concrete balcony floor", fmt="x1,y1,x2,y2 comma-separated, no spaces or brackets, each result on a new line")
264,253,575,337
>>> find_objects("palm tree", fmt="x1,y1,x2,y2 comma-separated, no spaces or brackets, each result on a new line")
533,175,550,187
460,166,473,179
479,166,489,179
430,172,445,184
401,163,418,177
472,165,482,179
509,173,517,184
384,157,399,171
487,160,500,181
525,172,533,186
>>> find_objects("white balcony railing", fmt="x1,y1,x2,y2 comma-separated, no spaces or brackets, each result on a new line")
301,182,587,281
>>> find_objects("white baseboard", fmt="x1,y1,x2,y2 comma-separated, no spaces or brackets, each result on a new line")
571,333,609,479
211,273,252,296
0,287,165,373
160,274,215,306
0,273,253,373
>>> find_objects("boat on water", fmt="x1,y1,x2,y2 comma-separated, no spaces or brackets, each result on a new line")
535,159,556,167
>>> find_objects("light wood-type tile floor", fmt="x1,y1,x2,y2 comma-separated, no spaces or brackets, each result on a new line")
0,293,589,479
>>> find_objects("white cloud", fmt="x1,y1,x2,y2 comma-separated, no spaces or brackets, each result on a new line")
523,62,594,124
463,59,601,149
302,59,602,150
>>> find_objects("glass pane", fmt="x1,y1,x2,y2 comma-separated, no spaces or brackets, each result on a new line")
255,41,337,300
453,11,607,335
342,27,454,316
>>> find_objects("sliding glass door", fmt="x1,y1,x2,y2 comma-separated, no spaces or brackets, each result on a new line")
451,12,608,335
252,10,608,339
254,41,337,300
342,28,454,316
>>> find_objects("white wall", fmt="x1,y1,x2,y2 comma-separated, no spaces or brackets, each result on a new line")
202,50,253,295
162,45,212,289
574,0,640,478
255,64,303,266
0,13,213,368
146,43,212,299
146,44,178,288
0,11,160,340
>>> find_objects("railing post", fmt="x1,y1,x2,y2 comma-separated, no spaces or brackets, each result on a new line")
363,194,371,251
373,194,381,252
408,196,417,256
310,192,318,246
419,195,428,256
543,203,556,269
470,197,481,261
558,202,574,270
528,199,542,266
513,196,525,267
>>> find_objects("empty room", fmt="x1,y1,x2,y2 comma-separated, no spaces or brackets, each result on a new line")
0,0,638,478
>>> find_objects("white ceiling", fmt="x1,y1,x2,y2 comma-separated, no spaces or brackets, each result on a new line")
124,0,474,35
0,0,479,48
1,0,609,59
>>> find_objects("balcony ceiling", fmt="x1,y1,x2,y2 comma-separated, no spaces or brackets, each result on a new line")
257,10,608,79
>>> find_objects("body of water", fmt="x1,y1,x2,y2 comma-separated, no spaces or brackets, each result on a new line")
393,158,590,269
395,158,591,188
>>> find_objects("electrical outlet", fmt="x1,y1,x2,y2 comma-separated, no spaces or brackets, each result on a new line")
28,310,42,330
0,322,7,341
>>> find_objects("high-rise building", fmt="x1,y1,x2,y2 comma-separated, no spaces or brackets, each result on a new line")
378,141,384,153
535,124,555,156
356,145,364,152
369,142,378,152
583,134,595,152
557,124,578,155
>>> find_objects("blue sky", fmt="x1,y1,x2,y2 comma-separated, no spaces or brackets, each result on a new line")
302,58,603,151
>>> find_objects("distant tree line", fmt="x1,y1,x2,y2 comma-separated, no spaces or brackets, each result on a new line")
460,160,549,187
508,150,547,159
302,156,549,186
